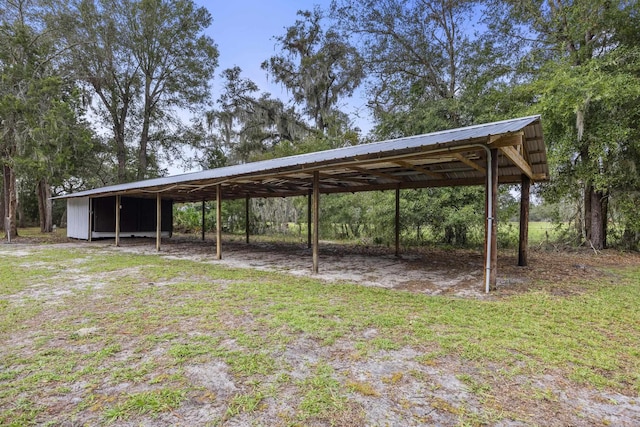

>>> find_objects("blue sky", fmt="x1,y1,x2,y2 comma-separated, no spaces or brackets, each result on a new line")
199,1,371,131
203,1,329,94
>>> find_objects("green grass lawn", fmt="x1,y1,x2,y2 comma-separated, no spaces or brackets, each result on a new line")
0,242,638,425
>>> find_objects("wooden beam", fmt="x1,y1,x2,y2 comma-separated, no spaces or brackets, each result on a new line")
319,172,371,184
115,195,121,247
201,200,206,241
156,193,161,252
519,175,530,267
303,145,480,179
216,175,531,200
349,166,403,182
393,160,444,179
307,190,312,249
312,171,319,273
188,179,227,193
157,184,178,193
453,153,486,174
216,184,222,260
395,187,400,257
500,145,534,179
245,196,250,244
488,132,524,148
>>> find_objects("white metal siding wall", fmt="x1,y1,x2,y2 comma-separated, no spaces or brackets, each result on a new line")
67,198,89,239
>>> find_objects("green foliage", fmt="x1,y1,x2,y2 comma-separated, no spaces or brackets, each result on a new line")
103,389,186,421
173,200,247,234
0,2,96,235
482,0,640,249
225,389,266,417
203,67,314,165
59,0,219,182
297,363,347,417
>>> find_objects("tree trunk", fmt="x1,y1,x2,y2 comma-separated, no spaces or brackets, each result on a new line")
138,75,154,181
444,225,454,244
138,102,151,180
115,128,127,184
584,183,592,242
590,187,605,250
36,178,53,233
601,191,609,249
3,165,18,240
17,191,24,228
0,176,4,233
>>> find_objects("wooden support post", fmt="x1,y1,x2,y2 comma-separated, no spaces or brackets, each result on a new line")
156,193,162,252
519,174,531,267
483,149,499,290
216,184,222,260
88,198,93,242
115,195,120,247
307,190,312,249
395,187,400,257
245,196,250,244
201,200,205,241
312,172,319,273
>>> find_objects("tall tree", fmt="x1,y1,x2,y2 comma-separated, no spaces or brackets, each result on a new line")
486,0,640,249
0,0,34,239
59,0,138,183
59,0,218,182
330,0,489,245
1,0,94,237
331,0,482,134
203,67,313,165
21,78,94,232
127,0,218,179
262,7,364,133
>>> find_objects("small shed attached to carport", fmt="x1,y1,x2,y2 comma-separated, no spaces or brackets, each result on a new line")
56,115,549,292
67,196,173,240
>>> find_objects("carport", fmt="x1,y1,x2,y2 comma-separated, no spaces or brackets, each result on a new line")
56,116,549,292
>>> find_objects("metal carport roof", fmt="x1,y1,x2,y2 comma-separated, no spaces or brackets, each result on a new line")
55,115,547,202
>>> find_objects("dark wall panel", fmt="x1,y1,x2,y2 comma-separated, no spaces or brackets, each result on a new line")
92,196,173,233
93,196,116,232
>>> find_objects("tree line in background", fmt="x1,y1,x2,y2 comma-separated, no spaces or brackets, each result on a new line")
1,0,639,250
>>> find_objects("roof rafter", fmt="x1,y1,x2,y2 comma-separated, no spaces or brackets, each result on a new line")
452,153,486,174
348,166,403,182
392,160,444,179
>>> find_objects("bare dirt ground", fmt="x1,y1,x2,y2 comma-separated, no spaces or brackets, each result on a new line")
93,234,638,298
2,234,640,426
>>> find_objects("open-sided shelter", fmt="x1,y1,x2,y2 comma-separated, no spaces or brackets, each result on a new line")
56,116,549,292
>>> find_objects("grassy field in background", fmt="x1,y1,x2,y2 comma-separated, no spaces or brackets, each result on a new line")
525,221,570,244
0,241,639,425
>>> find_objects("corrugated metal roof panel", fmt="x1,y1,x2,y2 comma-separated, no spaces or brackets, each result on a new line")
56,115,545,200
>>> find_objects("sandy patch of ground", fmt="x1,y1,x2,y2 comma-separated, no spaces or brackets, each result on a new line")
65,235,638,298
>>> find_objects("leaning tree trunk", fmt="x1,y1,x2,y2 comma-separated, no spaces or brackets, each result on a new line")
3,165,18,240
36,177,53,233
